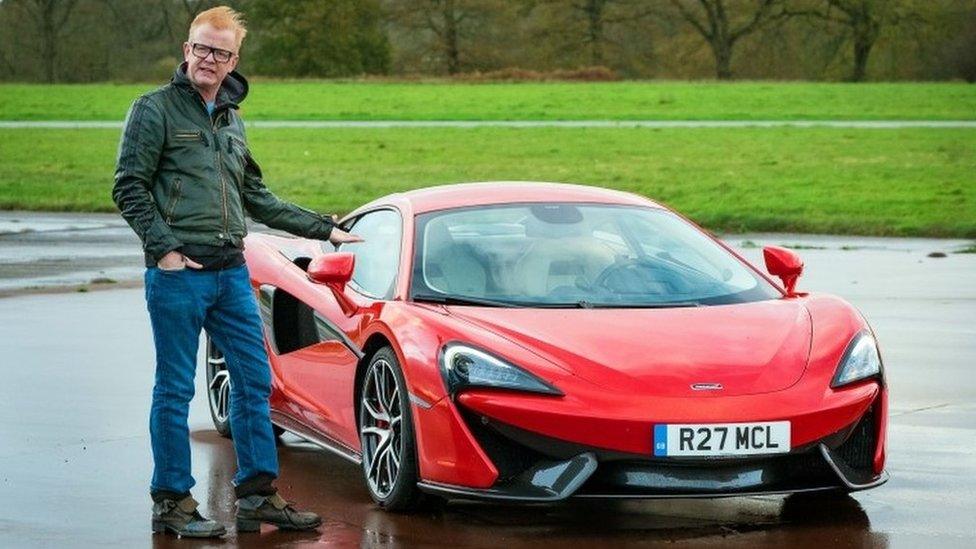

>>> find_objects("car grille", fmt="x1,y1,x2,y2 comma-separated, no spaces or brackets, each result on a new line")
577,452,837,496
458,405,844,496
835,404,877,472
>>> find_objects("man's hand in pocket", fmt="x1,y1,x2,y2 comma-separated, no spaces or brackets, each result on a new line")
157,250,204,270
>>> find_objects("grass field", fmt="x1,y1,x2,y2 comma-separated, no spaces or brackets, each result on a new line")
2,81,973,236
2,126,973,237
1,81,975,121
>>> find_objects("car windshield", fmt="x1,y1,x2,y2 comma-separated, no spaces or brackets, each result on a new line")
410,203,780,308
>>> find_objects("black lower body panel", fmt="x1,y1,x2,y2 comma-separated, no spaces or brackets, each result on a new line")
423,405,887,502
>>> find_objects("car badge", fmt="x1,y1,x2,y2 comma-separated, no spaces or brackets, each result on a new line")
691,383,724,391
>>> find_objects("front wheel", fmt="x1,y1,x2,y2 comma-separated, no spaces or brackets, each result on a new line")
358,346,430,511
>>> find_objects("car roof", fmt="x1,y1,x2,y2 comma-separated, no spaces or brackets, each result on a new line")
351,181,665,217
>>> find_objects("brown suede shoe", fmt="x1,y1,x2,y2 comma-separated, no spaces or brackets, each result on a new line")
235,493,322,533
151,495,226,538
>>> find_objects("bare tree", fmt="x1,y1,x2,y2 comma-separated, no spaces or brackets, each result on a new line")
0,39,13,77
665,0,792,79
432,0,463,73
384,0,509,74
529,0,636,65
179,0,211,27
793,0,924,81
99,0,174,45
944,4,976,82
385,0,463,74
567,0,621,65
14,0,79,82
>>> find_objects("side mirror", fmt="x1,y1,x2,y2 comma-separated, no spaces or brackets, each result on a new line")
308,252,358,314
762,246,803,296
307,252,355,288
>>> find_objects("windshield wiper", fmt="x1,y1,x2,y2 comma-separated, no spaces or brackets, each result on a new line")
413,294,702,309
574,300,702,309
412,293,520,308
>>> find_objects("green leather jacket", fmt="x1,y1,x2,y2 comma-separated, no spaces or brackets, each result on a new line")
112,63,334,261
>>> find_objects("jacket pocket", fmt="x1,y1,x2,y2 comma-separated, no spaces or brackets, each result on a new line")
165,177,183,224
225,135,249,186
173,129,203,142
227,135,248,160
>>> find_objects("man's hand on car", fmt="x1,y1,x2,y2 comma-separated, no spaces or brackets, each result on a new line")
328,227,365,245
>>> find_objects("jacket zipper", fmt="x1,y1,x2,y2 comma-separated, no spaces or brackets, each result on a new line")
165,177,183,224
212,110,229,240
189,87,233,242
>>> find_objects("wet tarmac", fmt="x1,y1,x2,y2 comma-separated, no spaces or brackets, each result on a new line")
0,211,282,295
1,214,975,547
0,211,141,292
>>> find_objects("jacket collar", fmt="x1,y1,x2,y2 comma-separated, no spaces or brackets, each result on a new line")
172,61,249,114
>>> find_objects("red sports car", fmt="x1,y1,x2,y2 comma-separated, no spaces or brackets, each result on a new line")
204,182,888,510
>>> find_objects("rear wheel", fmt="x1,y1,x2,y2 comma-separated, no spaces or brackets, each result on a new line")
358,346,431,511
205,335,233,438
205,334,283,439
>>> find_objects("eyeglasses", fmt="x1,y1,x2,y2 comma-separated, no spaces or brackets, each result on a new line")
189,42,235,63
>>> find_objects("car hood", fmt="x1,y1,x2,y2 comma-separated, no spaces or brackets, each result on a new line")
446,300,812,397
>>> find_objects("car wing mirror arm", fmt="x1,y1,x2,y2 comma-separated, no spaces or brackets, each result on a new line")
762,246,804,297
307,253,360,314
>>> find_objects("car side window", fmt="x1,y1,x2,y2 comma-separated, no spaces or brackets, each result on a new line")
340,209,401,299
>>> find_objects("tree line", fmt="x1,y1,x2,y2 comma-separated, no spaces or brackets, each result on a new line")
0,0,973,83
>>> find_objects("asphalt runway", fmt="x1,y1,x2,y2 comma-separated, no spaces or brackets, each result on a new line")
1,225,974,547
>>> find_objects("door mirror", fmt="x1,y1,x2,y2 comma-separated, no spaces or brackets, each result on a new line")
308,252,358,314
762,246,803,296
308,252,355,289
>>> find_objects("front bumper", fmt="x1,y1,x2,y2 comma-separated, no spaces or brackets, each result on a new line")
417,404,887,501
414,382,888,501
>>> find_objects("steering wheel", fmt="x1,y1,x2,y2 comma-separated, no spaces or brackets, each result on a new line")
591,257,644,293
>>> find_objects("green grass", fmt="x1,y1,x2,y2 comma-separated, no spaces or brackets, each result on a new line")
2,126,973,237
1,81,974,121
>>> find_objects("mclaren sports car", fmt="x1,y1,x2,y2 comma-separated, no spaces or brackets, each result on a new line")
204,182,888,510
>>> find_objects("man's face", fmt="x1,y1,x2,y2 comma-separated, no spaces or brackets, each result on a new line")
183,23,238,91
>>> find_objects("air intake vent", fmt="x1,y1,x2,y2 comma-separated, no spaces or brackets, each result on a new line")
836,405,876,471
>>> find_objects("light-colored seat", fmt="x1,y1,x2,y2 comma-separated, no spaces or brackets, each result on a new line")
514,216,616,297
423,222,488,296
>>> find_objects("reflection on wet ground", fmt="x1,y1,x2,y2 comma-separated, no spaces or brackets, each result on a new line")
145,428,887,548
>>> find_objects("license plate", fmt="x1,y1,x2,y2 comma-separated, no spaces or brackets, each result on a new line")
653,421,790,457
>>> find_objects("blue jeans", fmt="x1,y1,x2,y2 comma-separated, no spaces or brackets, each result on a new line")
144,264,278,495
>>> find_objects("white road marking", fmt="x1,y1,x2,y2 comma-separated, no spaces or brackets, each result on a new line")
1,120,975,129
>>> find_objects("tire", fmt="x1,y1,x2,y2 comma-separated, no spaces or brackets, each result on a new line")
205,334,283,439
205,334,233,438
358,346,432,511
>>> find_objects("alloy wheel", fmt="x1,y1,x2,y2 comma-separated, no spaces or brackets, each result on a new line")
360,358,403,500
206,337,231,429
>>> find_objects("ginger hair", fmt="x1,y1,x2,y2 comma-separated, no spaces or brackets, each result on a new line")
188,6,248,50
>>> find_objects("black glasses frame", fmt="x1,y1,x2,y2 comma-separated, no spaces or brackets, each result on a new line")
189,42,235,63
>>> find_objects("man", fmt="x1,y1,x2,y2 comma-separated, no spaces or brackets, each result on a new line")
112,6,362,538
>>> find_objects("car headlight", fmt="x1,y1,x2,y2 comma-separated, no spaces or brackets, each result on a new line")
439,343,562,396
831,332,883,388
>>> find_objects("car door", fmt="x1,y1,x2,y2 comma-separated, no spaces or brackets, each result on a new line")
272,208,403,449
